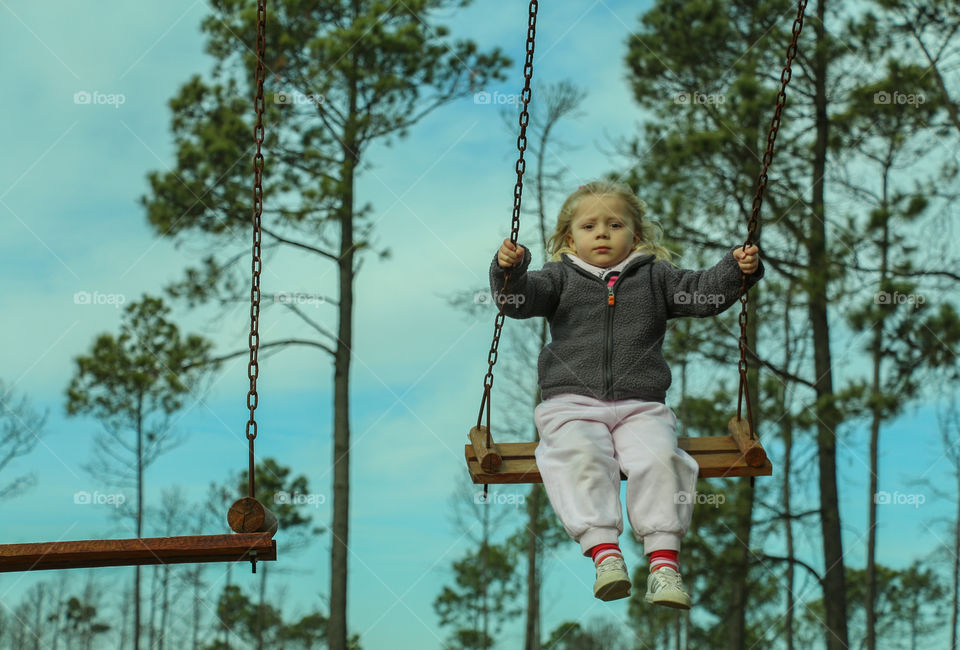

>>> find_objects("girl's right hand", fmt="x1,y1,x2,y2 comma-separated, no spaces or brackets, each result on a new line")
497,239,526,268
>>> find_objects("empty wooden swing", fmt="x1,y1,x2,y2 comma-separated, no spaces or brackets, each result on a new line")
0,0,277,573
466,0,809,485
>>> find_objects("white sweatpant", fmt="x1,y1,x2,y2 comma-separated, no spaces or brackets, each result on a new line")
533,393,699,556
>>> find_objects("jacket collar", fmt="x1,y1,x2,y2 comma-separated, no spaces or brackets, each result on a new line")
561,250,655,280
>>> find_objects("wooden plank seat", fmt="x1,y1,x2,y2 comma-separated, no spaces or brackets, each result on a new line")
0,533,277,573
465,418,772,484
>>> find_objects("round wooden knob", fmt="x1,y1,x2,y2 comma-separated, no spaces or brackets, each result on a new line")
228,497,278,534
728,416,768,467
469,426,503,473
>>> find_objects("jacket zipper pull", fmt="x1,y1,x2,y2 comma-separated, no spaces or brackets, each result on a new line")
605,273,618,306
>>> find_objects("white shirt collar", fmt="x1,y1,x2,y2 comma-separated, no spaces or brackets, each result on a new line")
565,250,647,278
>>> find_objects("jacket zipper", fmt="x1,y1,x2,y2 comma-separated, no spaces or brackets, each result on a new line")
604,276,617,397
561,256,644,399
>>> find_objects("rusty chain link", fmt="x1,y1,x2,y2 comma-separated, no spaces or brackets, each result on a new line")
737,0,808,439
476,0,539,450
246,0,267,500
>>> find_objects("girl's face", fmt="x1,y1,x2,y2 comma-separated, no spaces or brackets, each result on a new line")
565,194,639,268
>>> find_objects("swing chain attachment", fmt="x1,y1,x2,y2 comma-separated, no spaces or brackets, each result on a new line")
247,0,267,507
477,0,539,476
736,0,808,440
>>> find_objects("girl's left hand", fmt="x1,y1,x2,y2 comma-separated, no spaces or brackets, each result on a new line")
734,245,760,274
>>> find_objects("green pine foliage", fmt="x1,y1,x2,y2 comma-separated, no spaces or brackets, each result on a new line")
433,541,522,649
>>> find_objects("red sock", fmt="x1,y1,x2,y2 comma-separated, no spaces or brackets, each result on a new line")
590,543,622,566
649,549,679,573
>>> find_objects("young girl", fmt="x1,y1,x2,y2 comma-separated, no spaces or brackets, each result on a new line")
490,180,762,607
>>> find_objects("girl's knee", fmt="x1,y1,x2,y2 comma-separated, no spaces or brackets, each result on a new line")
619,448,678,475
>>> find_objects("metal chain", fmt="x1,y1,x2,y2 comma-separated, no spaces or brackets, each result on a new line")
736,0,808,438
246,0,267,500
476,0,539,448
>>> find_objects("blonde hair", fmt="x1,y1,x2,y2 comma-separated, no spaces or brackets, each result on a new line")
546,180,674,263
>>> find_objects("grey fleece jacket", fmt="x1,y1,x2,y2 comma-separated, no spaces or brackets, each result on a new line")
489,247,764,403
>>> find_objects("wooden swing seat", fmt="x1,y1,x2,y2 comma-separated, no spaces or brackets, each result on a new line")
465,417,772,484
0,533,276,573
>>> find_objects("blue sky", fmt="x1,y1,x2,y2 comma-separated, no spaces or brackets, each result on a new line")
1,0,957,648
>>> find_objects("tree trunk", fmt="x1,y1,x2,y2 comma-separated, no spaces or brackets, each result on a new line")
30,583,44,650
725,37,768,650
481,502,491,648
191,566,201,650
50,577,65,650
952,461,959,650
782,282,797,650
148,565,159,650
135,391,144,650
119,583,130,650
159,564,170,650
256,560,268,650
524,483,541,650
224,564,233,649
524,100,561,646
525,323,549,650
82,575,97,650
728,259,760,650
866,169,890,650
328,8,360,643
810,2,849,647
784,421,796,650
865,319,881,650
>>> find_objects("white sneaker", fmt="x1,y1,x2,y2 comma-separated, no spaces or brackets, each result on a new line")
594,556,631,601
644,567,691,609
